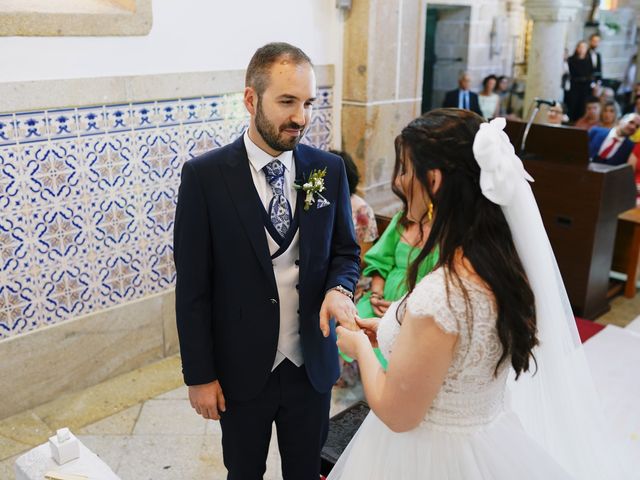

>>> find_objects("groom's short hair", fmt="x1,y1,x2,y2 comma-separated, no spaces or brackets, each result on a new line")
246,42,313,96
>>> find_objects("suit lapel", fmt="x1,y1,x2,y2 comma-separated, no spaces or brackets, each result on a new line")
294,146,313,287
219,137,275,286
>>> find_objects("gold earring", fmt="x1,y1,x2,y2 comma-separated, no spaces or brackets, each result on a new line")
427,202,434,223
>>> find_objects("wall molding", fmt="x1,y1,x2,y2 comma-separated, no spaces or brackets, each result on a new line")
0,0,153,37
0,65,335,114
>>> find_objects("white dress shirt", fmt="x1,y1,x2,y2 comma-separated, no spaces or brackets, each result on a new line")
244,131,297,213
243,130,303,370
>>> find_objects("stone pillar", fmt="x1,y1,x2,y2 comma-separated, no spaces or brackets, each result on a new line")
341,0,424,214
523,0,582,112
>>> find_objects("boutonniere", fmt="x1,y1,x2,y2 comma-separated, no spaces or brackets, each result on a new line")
294,167,331,211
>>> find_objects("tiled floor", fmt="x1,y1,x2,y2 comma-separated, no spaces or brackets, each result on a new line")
0,291,637,480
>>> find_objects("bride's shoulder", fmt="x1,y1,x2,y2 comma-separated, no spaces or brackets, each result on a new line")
405,268,460,335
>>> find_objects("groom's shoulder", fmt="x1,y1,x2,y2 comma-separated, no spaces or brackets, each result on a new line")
297,143,343,169
185,137,244,171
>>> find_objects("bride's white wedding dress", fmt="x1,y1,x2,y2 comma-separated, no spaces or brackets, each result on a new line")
328,267,574,479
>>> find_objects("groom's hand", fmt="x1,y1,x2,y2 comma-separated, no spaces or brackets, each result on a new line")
189,380,226,421
319,290,358,337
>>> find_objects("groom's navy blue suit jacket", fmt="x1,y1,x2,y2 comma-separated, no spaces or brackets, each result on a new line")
173,136,360,402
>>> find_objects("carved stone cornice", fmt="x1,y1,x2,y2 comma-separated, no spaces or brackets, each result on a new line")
524,0,582,22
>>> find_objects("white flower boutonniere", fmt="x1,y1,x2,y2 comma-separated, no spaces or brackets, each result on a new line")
294,167,331,211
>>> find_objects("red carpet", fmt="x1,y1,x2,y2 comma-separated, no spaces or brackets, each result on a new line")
575,317,606,343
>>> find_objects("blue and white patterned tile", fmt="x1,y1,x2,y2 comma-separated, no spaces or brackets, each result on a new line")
137,127,181,187
143,188,176,237
0,216,28,297
301,111,333,150
202,96,224,122
20,140,83,206
181,125,215,160
104,104,134,133
14,111,50,144
39,265,91,326
0,113,19,146
156,100,183,128
130,102,158,130
47,109,79,140
317,87,333,109
31,203,88,266
84,133,135,192
92,194,138,254
181,97,206,125
76,106,107,136
96,251,143,305
0,279,35,339
148,243,176,292
1,88,334,337
0,145,23,213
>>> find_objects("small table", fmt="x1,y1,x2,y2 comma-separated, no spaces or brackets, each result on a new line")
612,207,640,298
15,439,120,480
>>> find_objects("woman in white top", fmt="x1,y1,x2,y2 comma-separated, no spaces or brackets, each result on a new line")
478,74,500,120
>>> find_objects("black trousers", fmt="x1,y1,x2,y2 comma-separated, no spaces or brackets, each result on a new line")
219,359,331,480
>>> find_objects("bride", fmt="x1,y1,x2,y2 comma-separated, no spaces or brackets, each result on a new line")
329,109,628,479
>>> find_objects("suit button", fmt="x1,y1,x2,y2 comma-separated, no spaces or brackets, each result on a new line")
270,298,278,305
294,259,300,266
297,309,300,314
295,284,299,290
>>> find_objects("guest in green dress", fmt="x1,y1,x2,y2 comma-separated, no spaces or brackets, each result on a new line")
356,211,439,368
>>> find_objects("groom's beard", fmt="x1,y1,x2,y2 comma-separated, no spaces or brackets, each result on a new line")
255,97,305,152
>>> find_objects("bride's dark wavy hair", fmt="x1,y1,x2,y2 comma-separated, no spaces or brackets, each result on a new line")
398,108,538,378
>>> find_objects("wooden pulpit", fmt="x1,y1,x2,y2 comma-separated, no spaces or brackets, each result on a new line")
505,120,636,319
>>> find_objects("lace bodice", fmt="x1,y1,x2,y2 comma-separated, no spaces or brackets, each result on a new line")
377,268,509,432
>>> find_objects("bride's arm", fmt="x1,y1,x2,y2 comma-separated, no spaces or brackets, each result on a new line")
342,312,457,433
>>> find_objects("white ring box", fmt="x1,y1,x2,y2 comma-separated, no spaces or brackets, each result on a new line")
48,428,80,465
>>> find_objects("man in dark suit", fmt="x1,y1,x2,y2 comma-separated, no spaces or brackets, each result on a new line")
588,113,640,166
441,71,483,116
588,33,602,84
174,42,360,479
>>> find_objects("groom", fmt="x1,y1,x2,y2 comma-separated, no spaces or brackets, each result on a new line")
173,42,361,479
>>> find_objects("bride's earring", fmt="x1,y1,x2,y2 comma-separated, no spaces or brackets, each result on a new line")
427,202,434,223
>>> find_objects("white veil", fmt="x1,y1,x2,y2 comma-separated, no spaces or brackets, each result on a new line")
472,118,629,479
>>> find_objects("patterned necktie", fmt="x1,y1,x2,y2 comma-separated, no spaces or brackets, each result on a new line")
263,159,291,238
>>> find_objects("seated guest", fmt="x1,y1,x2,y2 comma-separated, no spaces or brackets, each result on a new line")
329,149,378,301
330,149,378,388
623,82,640,114
545,102,567,125
599,100,620,129
624,94,640,116
442,71,483,116
574,97,601,130
589,113,640,166
478,74,500,119
495,75,511,116
355,158,439,369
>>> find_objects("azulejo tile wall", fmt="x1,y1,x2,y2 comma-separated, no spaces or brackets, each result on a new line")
0,87,333,339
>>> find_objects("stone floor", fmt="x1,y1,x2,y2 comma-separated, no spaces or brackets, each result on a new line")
0,354,363,480
0,290,638,480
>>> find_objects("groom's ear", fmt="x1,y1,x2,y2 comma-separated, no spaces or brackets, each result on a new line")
244,87,257,115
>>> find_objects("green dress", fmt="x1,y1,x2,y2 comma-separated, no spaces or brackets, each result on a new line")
356,211,439,368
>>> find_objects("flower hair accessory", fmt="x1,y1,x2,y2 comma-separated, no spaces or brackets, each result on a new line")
472,117,534,206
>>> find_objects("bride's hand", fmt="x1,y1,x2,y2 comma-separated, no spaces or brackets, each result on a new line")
336,326,369,360
356,317,380,348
